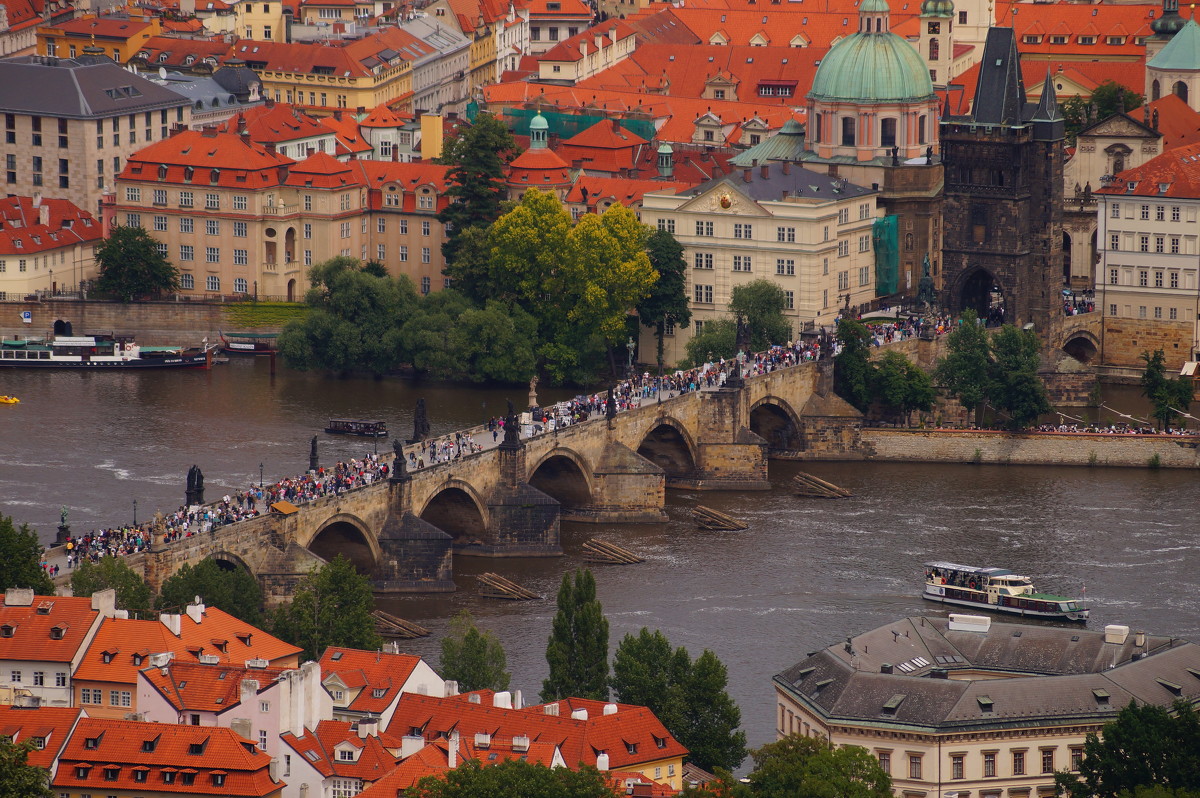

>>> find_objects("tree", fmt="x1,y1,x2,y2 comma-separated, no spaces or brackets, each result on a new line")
439,610,511,693
744,735,892,798
542,568,609,702
157,558,263,626
988,325,1051,428
437,112,519,266
1140,349,1192,430
872,350,934,425
0,736,53,798
834,319,873,412
1055,700,1200,798
0,515,53,595
271,555,381,662
611,629,747,773
1062,81,1143,143
729,280,791,352
638,229,692,370
684,318,738,368
410,759,613,798
93,225,180,302
70,555,152,615
449,300,539,384
934,310,992,420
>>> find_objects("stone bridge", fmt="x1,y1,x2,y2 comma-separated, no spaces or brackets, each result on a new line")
132,358,861,601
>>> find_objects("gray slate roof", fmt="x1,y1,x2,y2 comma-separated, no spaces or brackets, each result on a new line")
0,56,190,119
680,162,874,203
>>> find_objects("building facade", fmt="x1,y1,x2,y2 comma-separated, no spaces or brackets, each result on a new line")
0,194,102,299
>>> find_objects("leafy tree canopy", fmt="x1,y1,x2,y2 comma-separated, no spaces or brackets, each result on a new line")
70,555,152,615
437,112,520,266
439,610,511,693
1062,81,1143,143
271,555,381,662
988,324,1051,428
872,350,934,424
157,557,263,626
1140,349,1192,430
410,759,612,798
933,310,991,414
834,319,873,412
743,735,892,798
638,229,692,369
0,736,53,798
0,515,53,595
684,318,738,369
93,225,180,302
542,568,609,702
729,280,791,352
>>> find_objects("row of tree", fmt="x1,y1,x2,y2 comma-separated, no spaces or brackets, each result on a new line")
833,319,936,423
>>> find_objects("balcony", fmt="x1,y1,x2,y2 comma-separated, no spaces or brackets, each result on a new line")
262,204,297,216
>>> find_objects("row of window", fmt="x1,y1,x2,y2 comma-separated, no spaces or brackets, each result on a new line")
5,155,70,189
126,215,443,240
1109,268,1184,288
1112,203,1184,222
678,212,872,240
8,670,66,686
870,747,1082,780
1109,233,1185,253
78,689,131,707
1110,303,1181,320
1025,33,1140,46
694,283,797,309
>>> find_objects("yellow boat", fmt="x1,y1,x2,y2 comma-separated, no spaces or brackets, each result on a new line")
0,396,18,404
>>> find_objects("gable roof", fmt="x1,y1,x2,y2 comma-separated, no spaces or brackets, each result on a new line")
317,647,424,715
120,129,296,188
139,660,288,713
281,720,404,781
1096,141,1200,198
1147,94,1200,150
0,56,189,118
219,102,332,144
0,706,83,769
0,594,104,664
0,196,102,257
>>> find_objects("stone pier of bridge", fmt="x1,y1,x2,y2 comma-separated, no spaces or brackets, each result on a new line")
130,356,859,603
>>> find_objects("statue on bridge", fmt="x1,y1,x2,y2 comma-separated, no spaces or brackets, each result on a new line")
917,253,937,311
185,465,205,506
411,399,431,444
309,435,319,472
605,386,616,422
391,438,409,481
502,399,520,445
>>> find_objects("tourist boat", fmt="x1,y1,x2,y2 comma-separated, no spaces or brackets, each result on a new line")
0,395,18,404
219,330,278,355
324,419,388,437
923,561,1089,622
0,334,213,369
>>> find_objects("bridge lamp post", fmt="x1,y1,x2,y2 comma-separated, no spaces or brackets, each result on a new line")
259,462,264,488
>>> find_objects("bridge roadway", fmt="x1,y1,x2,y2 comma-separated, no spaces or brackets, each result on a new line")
109,350,860,601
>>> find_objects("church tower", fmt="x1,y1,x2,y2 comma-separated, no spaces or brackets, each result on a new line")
919,0,955,87
939,27,1065,329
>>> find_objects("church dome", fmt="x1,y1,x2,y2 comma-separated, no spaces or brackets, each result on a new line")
529,112,549,131
809,27,935,102
920,0,954,17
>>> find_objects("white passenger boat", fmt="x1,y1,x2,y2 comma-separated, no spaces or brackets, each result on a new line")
923,561,1089,622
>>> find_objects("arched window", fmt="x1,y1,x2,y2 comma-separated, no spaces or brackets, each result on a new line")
814,113,824,143
1152,79,1161,101
1174,80,1189,103
881,117,897,147
929,37,939,60
918,115,927,144
841,116,856,146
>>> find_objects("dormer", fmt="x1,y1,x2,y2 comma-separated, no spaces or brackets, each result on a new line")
334,741,361,762
187,737,209,755
708,30,728,45
49,625,66,640
0,625,15,638
84,732,103,750
101,649,119,664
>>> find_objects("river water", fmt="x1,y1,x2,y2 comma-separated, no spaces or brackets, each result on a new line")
1,357,1195,754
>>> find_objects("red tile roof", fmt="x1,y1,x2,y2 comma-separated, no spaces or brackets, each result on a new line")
55,717,281,797
945,57,1144,115
284,151,362,188
351,160,453,212
565,175,680,209
0,196,102,257
136,35,231,68
47,13,157,39
120,129,296,188
219,102,331,144
539,18,636,63
139,660,289,713
995,0,1155,58
281,720,404,781
507,146,572,187
0,706,83,769
1146,94,1200,151
1096,141,1200,198
526,0,591,18
359,103,413,128
317,647,423,715
0,594,104,664
227,27,433,78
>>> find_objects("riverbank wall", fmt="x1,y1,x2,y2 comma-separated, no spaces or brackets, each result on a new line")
858,428,1200,468
0,298,290,345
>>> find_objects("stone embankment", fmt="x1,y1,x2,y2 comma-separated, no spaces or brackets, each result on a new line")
0,299,285,345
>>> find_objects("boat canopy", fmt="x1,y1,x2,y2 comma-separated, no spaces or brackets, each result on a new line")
925,562,1013,578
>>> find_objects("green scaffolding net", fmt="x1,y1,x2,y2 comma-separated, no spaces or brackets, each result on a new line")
501,108,657,142
872,215,899,297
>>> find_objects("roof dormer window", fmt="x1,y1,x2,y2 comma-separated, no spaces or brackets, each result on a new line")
0,626,14,638
84,735,101,750
49,626,65,640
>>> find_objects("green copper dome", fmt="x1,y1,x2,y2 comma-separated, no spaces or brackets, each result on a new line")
1149,17,1200,69
920,0,954,17
809,28,935,103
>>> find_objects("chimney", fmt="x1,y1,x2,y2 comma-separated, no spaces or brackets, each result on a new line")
742,168,752,183
444,680,459,697
570,708,588,721
752,158,758,167
474,732,491,748
543,702,560,716
761,163,769,179
782,160,791,175
306,147,315,157
160,613,182,636
401,735,424,758
468,693,481,704
265,142,276,154
603,703,617,716
596,752,610,771
333,108,342,121
185,599,205,624
90,588,116,617
880,663,893,674
611,117,621,133
1104,625,1130,645
1135,631,1146,647
4,588,33,606
201,125,218,138
239,129,250,145
492,691,512,709
514,690,523,710
448,731,459,768
357,717,379,738
356,106,365,116
230,717,252,740
240,678,260,705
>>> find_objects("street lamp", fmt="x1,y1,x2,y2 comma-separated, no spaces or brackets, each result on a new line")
132,499,137,527
259,462,264,488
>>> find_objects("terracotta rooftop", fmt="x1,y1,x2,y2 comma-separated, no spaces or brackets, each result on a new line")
0,706,83,770
0,593,107,664
0,196,102,257
281,719,404,781
139,660,289,713
318,647,424,715
1097,140,1200,198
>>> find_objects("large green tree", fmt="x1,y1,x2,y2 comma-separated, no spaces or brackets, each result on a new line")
1140,349,1192,430
437,112,519,267
1062,81,1143,144
410,759,612,798
989,324,1051,428
157,557,263,626
0,736,53,798
834,319,873,412
611,628,747,773
439,610,511,693
542,568,609,702
934,311,992,420
70,555,152,615
638,229,692,371
684,318,738,368
0,515,53,595
743,735,892,798
1056,700,1200,798
272,555,381,662
278,257,418,376
729,280,791,352
872,350,934,425
93,225,180,302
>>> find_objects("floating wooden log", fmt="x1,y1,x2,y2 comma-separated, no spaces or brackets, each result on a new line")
371,609,430,639
478,573,540,600
693,505,749,531
793,471,852,498
582,538,644,565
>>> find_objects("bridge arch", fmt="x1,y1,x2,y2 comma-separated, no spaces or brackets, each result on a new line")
750,396,802,452
419,480,489,545
636,416,698,482
305,513,382,574
528,448,594,513
210,551,253,573
1063,330,1100,364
